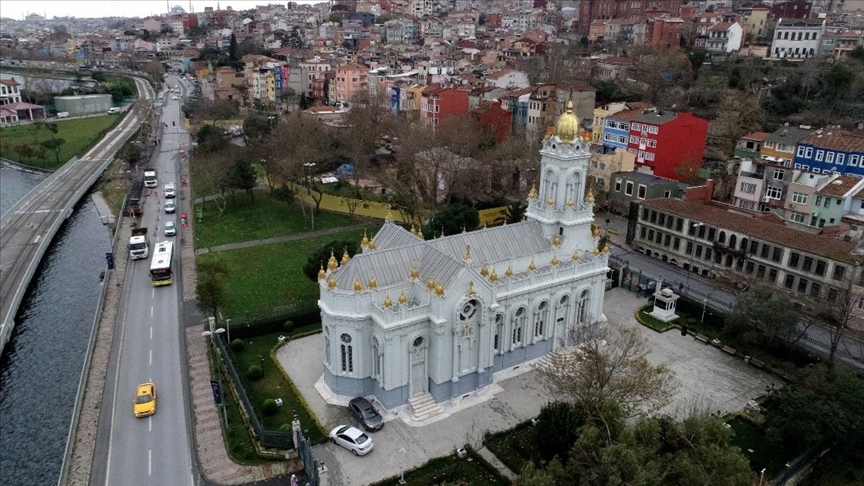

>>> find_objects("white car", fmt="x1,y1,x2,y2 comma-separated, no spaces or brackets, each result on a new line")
329,425,374,456
164,221,176,236
164,200,176,214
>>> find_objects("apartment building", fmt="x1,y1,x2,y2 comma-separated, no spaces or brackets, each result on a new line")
705,22,744,53
421,87,469,128
793,128,864,177
628,198,861,314
335,63,369,105
732,126,811,213
626,111,710,181
588,148,636,195
770,18,825,59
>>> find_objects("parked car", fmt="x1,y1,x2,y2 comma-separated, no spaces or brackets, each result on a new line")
134,382,157,418
637,279,674,298
348,397,384,432
329,425,374,456
164,200,176,214
164,221,176,237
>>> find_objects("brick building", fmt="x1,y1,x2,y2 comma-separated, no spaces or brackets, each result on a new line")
578,0,682,33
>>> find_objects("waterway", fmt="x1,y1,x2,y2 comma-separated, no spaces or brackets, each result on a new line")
0,165,111,486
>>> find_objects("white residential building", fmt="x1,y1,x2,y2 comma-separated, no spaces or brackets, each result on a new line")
706,22,743,53
770,18,826,59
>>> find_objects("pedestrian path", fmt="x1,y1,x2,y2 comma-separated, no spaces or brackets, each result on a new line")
476,447,517,481
196,223,376,254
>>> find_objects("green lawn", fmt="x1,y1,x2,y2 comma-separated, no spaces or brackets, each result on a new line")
228,330,327,444
0,114,122,170
198,227,366,321
371,451,508,486
727,417,790,477
637,307,678,333
194,191,358,249
484,422,541,475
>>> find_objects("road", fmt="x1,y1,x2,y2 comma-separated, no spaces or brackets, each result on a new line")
91,75,196,486
600,214,864,370
0,76,153,356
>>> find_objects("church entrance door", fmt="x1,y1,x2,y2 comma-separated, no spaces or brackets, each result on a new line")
410,336,427,396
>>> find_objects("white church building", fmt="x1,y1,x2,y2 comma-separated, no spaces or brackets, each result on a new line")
316,102,610,415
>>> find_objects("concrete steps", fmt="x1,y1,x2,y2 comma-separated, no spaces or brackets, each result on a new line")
408,392,444,421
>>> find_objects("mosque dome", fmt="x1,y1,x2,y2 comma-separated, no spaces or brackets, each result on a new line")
555,99,579,144
171,5,186,14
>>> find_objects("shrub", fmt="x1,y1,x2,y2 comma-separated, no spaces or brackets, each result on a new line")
279,423,293,431
230,339,245,352
535,401,584,463
247,364,263,381
262,398,278,416
271,183,294,202
284,320,295,333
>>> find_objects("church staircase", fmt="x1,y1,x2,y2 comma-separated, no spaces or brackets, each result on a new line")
408,392,444,421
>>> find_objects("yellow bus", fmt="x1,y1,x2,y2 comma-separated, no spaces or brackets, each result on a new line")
149,241,174,286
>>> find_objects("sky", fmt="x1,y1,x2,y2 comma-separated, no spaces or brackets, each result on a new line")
2,0,325,20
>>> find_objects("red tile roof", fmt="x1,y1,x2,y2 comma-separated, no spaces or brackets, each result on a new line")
742,131,770,141
819,175,863,197
801,129,864,153
0,78,20,86
638,198,859,263
709,22,736,32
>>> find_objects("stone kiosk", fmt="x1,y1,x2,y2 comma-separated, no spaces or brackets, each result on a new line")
649,279,680,323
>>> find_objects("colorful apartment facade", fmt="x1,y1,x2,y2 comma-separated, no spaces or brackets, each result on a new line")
793,129,864,177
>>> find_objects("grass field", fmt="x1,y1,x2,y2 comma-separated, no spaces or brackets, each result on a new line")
194,191,359,249
0,114,121,170
484,421,540,476
371,451,508,486
727,417,789,477
197,228,367,319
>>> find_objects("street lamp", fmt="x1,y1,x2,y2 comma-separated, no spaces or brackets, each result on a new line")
398,447,407,485
303,162,316,231
685,222,704,295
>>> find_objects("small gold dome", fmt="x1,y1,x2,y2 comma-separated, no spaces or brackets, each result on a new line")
528,259,536,272
417,229,424,239
398,291,408,305
341,249,351,266
427,277,436,291
383,295,393,308
327,250,338,271
555,99,579,144
317,264,327,281
353,277,364,293
368,239,376,250
410,265,420,280
572,250,580,261
593,246,601,256
566,198,575,208
489,268,498,283
368,275,378,289
603,244,611,254
480,264,489,277
552,235,561,247
546,196,554,207
551,253,560,266
410,224,417,235
585,190,595,205
435,283,445,298
505,266,513,278
528,184,538,200
361,230,369,247
327,276,338,290
591,222,601,239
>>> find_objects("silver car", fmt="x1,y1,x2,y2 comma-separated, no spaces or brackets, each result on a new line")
164,200,176,214
164,221,176,237
329,425,374,456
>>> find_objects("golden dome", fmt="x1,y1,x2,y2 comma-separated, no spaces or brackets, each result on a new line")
593,246,601,256
383,295,393,308
551,253,560,266
435,283,445,298
552,235,561,247
353,277,364,293
505,266,513,278
410,265,420,280
528,184,538,200
361,230,370,247
528,259,536,272
572,250,580,261
546,196,554,207
427,277,436,291
341,249,351,266
555,99,579,144
317,264,327,282
327,276,338,290
398,291,408,305
489,268,498,283
368,275,378,289
327,250,338,271
480,264,489,277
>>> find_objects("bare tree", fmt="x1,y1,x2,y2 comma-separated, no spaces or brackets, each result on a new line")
535,324,676,416
189,148,233,217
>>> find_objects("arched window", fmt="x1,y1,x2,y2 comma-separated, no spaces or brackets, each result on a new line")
372,337,382,380
340,333,353,373
324,327,331,365
718,231,726,244
512,307,526,345
578,289,590,324
544,169,557,204
534,301,549,339
740,237,749,252
729,234,737,249
494,313,504,353
568,171,582,207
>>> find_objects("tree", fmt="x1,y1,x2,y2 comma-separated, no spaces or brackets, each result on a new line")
228,33,238,61
674,154,703,184
242,113,276,145
298,93,310,110
535,401,585,463
505,201,527,224
119,141,141,166
225,159,257,199
91,71,107,83
196,256,229,319
142,60,165,83
422,203,479,237
195,124,228,153
14,142,35,164
725,283,800,350
535,325,676,417
41,138,66,164
302,239,361,282
190,147,236,217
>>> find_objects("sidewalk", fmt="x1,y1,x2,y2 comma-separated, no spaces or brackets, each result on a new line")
476,447,517,481
196,223,374,254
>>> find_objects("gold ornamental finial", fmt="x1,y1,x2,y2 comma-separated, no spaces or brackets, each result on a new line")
361,229,369,247
327,250,338,271
572,249,580,261
593,246,601,257
398,291,408,305
591,222,601,239
353,277,364,293
385,206,393,222
505,265,513,278
552,235,562,247
462,224,467,234
327,276,338,290
602,244,611,254
368,239,376,250
341,248,351,266
551,253,560,266
466,281,476,296
480,263,489,277
528,184,537,200
585,190,595,205
489,268,498,283
383,294,393,308
427,277,436,291
463,244,471,262
368,275,378,289
435,283,445,298
410,265,420,280
528,259,536,272
483,222,487,229
546,196,554,207
410,224,417,236
317,263,327,281
417,228,424,239
566,198,575,208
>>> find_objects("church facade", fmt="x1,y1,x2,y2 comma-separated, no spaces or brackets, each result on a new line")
316,102,610,411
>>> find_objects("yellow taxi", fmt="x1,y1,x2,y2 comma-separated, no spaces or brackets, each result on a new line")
133,382,157,418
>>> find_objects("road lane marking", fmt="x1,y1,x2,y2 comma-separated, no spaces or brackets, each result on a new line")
149,416,152,432
150,327,153,339
152,288,155,298
149,349,152,365
151,306,154,318
32,235,41,244
149,449,152,475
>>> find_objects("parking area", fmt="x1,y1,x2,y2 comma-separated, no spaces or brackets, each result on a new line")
276,288,777,485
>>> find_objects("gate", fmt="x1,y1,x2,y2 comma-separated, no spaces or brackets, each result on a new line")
296,427,319,486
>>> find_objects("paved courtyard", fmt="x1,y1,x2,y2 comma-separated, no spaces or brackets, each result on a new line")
276,288,777,486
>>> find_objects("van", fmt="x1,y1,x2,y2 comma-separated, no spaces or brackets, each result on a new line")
57,112,69,118
107,107,118,114
164,183,176,198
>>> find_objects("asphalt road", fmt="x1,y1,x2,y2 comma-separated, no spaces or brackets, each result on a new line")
91,75,196,486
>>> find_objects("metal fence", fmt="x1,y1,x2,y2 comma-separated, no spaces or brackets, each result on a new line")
213,333,295,450
771,445,825,485
296,427,319,486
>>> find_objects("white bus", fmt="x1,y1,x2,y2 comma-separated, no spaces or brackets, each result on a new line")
144,170,158,188
149,241,174,287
